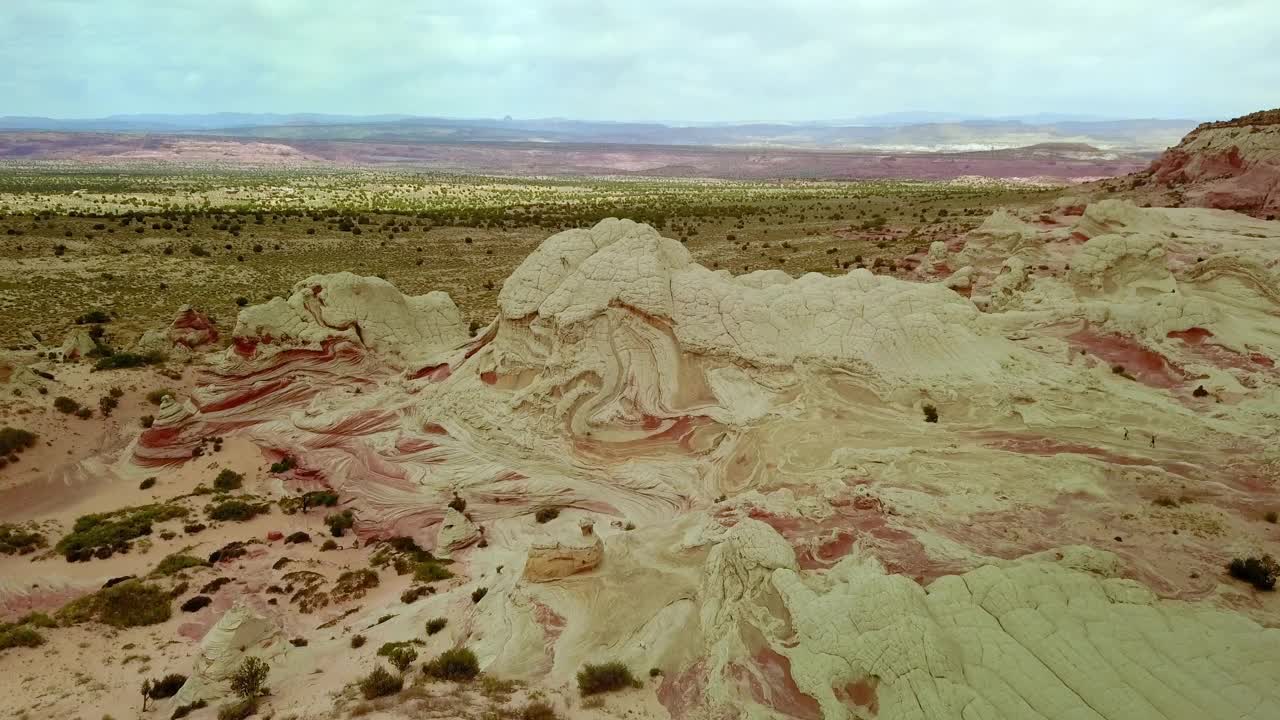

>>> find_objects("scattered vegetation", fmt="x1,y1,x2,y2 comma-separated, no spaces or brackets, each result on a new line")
922,404,939,423
94,350,166,370
423,647,480,682
332,568,379,601
0,522,46,555
1227,555,1278,591
386,645,419,672
471,587,488,603
53,395,82,414
170,699,208,719
216,698,257,720
577,661,640,695
230,656,270,698
535,507,560,523
0,623,45,653
269,456,297,474
146,388,174,405
350,634,366,649
521,701,559,720
414,560,454,582
56,503,188,561
214,469,245,492
325,509,355,536
302,489,339,509
359,665,403,699
147,673,187,699
207,499,269,522
0,426,37,456
180,596,213,612
139,477,157,490
425,617,447,635
57,579,172,627
152,553,208,576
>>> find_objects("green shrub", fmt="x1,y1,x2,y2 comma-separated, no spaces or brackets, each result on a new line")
320,539,338,551
152,553,207,577
146,388,174,405
269,456,296,473
148,673,187,699
350,634,366,649
325,509,354,537
53,396,81,414
207,499,268,522
1228,555,1278,591
426,617,447,636
301,490,339,509
332,569,379,599
414,561,453,582
376,640,416,656
170,699,207,719
359,665,403,699
139,477,157,490
576,662,638,696
214,469,244,492
56,504,188,560
387,646,418,673
521,701,558,720
423,647,480,682
216,698,256,720
0,427,37,455
535,507,560,523
230,656,270,698
0,523,46,555
17,611,56,628
57,580,172,628
0,624,44,652
401,586,429,603
922,404,939,423
94,351,165,370
471,587,488,603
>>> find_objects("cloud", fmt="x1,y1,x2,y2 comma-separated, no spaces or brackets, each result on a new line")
2,0,1276,120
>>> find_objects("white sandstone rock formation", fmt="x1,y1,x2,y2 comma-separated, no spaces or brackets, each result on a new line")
59,328,96,360
173,605,281,706
139,208,1280,720
522,518,605,582
435,507,481,558
232,271,469,369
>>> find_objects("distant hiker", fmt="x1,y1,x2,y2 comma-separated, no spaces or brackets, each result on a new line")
1123,428,1129,440
1150,434,1156,448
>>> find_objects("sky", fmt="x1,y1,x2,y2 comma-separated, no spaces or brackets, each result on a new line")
2,0,1276,122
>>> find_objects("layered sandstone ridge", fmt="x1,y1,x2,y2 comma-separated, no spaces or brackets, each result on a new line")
1143,108,1280,215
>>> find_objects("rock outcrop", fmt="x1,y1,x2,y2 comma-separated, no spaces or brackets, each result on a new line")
523,519,604,582
135,210,1280,719
1141,108,1280,216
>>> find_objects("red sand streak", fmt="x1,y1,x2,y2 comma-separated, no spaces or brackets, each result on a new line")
731,649,821,720
835,677,880,715
658,661,709,720
410,363,452,381
1069,328,1184,388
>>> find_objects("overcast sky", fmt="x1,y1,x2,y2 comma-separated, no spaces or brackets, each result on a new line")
2,0,1276,122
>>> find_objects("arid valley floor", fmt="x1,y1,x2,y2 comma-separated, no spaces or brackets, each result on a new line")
1,110,1279,720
